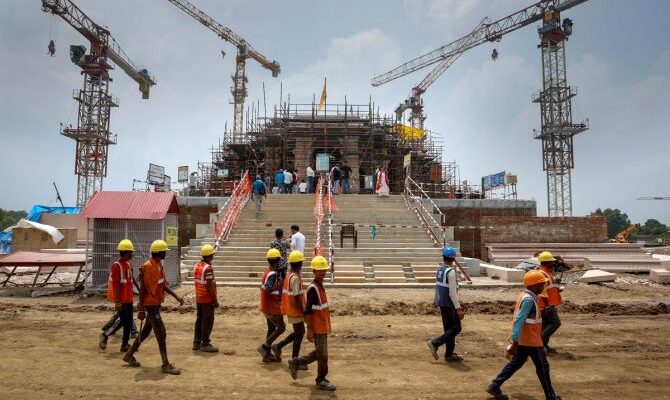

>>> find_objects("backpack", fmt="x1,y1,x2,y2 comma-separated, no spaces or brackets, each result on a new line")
258,183,267,196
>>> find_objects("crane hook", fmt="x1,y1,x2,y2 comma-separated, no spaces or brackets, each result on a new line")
491,48,498,61
48,39,56,57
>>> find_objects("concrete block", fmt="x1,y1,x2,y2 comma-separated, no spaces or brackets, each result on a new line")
462,257,481,277
481,263,524,283
649,269,670,284
196,224,210,239
579,269,617,283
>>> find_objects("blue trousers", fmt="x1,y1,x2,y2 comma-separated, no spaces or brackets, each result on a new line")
341,178,351,194
492,345,557,400
308,176,316,193
430,306,462,357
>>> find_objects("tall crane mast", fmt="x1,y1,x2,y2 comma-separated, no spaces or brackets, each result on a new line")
42,0,156,207
372,0,590,217
166,0,280,144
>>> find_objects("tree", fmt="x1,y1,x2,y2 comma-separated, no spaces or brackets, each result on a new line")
0,209,27,231
638,219,668,237
591,208,631,239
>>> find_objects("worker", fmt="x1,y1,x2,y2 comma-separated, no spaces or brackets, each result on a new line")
288,256,336,391
486,271,562,400
123,240,184,375
536,251,563,353
252,175,267,215
273,250,308,367
257,248,286,362
427,246,465,362
193,244,219,353
99,239,137,352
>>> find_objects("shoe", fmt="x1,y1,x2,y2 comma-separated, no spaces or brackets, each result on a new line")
485,383,508,400
200,344,219,353
120,344,130,353
298,364,308,371
192,342,201,351
161,364,181,375
288,358,299,380
427,341,438,360
445,353,464,362
130,331,138,339
316,379,337,391
544,345,557,354
122,354,141,368
98,333,108,350
271,344,282,362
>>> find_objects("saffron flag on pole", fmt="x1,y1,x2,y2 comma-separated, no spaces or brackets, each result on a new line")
318,77,327,111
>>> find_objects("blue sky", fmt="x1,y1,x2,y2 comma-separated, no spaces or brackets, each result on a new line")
1,0,669,224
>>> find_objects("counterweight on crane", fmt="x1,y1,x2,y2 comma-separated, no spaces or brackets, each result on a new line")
372,0,590,217
166,0,280,144
42,0,156,207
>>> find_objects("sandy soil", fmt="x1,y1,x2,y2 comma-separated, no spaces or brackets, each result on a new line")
1,282,670,399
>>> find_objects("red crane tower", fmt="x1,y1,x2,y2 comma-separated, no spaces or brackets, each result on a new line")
42,0,156,206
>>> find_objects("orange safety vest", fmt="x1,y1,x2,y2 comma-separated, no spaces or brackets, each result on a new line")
106,260,134,304
141,258,166,306
306,281,331,335
538,266,562,307
511,290,543,347
280,271,305,318
193,261,215,304
259,267,282,315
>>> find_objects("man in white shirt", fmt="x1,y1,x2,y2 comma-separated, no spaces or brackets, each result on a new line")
306,164,316,194
284,169,293,195
298,180,307,194
290,225,305,253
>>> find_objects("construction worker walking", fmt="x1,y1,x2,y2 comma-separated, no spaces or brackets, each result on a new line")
123,240,185,375
486,271,562,400
257,248,286,362
288,256,336,391
536,251,563,353
427,246,465,362
273,251,308,368
100,239,137,352
192,244,219,353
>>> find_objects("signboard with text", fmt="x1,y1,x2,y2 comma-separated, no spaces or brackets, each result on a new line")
482,171,506,190
316,153,330,172
147,163,165,186
177,166,188,182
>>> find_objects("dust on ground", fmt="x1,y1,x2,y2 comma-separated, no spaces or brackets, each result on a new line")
1,280,670,399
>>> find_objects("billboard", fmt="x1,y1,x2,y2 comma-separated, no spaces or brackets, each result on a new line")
217,168,229,178
177,166,188,183
482,171,506,190
147,163,165,186
403,152,411,168
163,175,171,191
315,153,330,172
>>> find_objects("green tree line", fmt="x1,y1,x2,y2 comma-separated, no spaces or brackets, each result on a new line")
0,209,27,231
591,208,669,239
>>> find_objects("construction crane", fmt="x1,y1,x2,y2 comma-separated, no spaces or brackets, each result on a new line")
638,197,670,200
166,0,280,144
394,18,489,131
42,0,156,207
372,0,590,217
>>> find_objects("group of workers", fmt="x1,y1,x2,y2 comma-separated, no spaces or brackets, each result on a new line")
428,246,565,400
102,236,565,397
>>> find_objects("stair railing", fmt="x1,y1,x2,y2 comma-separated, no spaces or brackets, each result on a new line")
325,173,335,283
312,174,325,256
403,176,446,247
214,172,251,249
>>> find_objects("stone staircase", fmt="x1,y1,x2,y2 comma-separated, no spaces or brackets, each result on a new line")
183,194,440,285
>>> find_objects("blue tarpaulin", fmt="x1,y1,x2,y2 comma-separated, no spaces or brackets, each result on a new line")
0,205,81,254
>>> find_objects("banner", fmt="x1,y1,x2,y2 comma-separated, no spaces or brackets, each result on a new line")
177,166,188,182
316,153,330,172
482,171,506,190
165,226,178,246
217,168,229,178
403,152,411,168
147,163,165,186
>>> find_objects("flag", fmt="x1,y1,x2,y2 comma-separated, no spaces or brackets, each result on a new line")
317,77,327,111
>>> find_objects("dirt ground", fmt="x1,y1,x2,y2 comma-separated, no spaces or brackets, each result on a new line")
1,281,670,399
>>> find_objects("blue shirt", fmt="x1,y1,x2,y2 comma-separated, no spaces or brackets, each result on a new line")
511,293,537,342
252,179,266,195
275,172,284,185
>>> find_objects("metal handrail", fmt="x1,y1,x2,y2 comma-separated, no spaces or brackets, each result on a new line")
213,172,251,249
404,176,446,246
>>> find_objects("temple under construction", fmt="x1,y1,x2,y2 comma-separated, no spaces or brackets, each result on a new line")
197,100,457,197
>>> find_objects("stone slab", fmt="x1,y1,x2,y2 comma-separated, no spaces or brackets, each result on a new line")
481,263,524,283
579,269,617,283
649,269,670,284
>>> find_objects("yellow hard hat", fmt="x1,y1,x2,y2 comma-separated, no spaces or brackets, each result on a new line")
538,251,556,263
523,270,549,287
200,244,216,257
310,256,330,270
150,240,170,253
267,248,281,259
117,239,135,252
288,250,305,264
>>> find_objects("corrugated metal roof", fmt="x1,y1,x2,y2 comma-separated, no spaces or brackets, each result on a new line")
82,191,179,220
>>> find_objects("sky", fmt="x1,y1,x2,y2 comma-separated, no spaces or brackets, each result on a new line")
1,0,669,224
